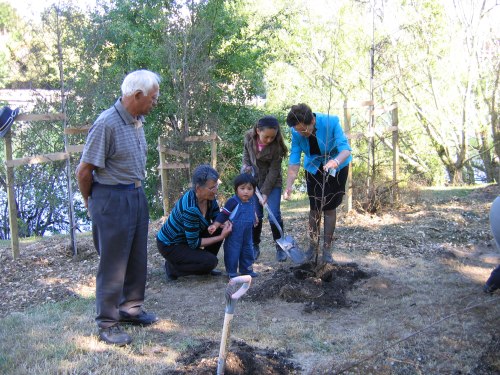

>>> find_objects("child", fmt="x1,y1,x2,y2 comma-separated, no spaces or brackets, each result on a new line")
208,174,258,278
242,115,288,262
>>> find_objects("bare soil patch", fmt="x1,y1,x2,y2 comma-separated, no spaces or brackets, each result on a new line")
1,184,499,374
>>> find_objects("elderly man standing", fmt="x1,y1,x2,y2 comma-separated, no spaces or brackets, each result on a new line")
76,69,160,346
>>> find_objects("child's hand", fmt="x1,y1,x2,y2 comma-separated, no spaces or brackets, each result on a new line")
207,224,216,235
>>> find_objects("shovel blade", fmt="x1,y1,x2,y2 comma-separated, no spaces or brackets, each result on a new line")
276,236,306,264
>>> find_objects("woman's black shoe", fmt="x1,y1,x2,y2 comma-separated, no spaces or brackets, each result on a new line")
164,260,178,281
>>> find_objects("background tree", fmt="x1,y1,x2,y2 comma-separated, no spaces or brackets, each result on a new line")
1,0,499,239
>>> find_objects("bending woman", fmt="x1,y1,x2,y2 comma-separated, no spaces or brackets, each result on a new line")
156,164,232,280
242,115,288,262
283,103,352,263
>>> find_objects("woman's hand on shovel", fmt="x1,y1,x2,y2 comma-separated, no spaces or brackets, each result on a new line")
283,186,293,200
259,193,267,205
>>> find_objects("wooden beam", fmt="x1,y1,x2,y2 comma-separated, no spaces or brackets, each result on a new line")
343,100,374,109
64,127,90,134
157,145,189,159
185,133,217,142
158,163,190,170
16,113,66,122
5,152,69,167
345,132,364,140
66,144,85,153
345,126,397,140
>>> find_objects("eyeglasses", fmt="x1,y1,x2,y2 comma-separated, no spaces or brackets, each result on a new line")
294,123,313,134
205,183,219,192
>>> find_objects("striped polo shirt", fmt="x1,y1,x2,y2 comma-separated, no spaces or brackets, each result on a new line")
80,98,147,185
157,189,220,249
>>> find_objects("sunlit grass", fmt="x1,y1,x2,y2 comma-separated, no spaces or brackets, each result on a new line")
418,183,496,200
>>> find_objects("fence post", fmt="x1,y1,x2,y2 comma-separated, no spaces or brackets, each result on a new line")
3,130,20,258
391,103,399,203
158,137,169,216
211,134,217,169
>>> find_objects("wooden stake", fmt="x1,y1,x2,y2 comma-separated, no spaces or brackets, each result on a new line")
391,103,400,203
3,130,19,258
158,137,169,215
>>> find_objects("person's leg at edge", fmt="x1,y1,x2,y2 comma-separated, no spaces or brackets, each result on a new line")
484,197,500,293
322,209,337,263
239,225,257,276
202,227,223,275
119,190,150,316
224,235,240,278
252,195,263,261
171,245,218,275
156,239,180,281
91,187,133,345
320,166,349,264
267,187,287,262
305,170,323,262
157,238,218,277
306,209,321,261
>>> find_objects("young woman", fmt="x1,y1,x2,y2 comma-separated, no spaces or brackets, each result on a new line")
242,115,288,262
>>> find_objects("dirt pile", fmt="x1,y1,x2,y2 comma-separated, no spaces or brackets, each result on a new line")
248,262,370,312
165,339,301,375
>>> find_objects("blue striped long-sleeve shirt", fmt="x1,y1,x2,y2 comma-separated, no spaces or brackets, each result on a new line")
157,189,220,249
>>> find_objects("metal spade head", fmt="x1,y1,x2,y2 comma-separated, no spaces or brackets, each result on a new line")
276,236,306,263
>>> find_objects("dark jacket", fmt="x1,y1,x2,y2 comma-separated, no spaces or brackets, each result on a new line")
242,129,283,196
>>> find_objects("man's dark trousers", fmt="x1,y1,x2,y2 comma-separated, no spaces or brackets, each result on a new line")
89,183,149,328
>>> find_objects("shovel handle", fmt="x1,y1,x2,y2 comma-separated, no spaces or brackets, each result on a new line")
228,275,252,299
254,187,265,205
254,188,284,238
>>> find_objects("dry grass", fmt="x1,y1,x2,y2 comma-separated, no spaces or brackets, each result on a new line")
1,184,499,374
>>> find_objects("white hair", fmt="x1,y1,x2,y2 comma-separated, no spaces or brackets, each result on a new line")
121,70,161,97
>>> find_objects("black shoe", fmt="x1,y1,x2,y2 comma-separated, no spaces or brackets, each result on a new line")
304,246,315,262
210,269,223,276
119,310,159,326
164,260,178,281
322,249,334,263
276,248,287,262
98,325,132,346
483,283,498,294
253,245,261,261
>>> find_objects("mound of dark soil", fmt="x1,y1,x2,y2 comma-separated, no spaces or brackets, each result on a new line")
248,262,370,312
165,339,301,375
